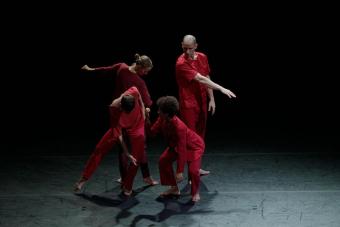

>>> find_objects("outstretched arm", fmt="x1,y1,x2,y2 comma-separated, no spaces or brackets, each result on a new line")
194,74,236,98
81,64,119,72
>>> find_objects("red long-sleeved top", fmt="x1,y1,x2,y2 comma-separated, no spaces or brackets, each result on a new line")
94,63,152,107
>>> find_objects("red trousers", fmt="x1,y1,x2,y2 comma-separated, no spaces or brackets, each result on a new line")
81,127,149,191
119,130,150,181
180,105,207,139
159,148,201,196
121,132,146,191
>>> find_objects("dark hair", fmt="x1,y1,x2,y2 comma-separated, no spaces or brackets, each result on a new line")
156,96,179,118
121,95,135,113
134,53,153,68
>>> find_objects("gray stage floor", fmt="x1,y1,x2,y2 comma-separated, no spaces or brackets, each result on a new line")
1,136,340,227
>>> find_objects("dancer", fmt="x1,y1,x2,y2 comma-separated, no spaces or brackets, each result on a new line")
176,34,236,175
149,96,204,202
75,87,155,195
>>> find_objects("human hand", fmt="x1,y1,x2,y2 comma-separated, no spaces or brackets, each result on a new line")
81,65,93,71
208,99,216,115
221,88,236,98
175,172,184,182
128,154,138,166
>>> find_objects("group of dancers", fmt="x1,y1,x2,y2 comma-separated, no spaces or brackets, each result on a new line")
74,34,236,202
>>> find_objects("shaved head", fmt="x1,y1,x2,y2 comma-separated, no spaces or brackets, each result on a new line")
183,35,197,45
182,34,198,59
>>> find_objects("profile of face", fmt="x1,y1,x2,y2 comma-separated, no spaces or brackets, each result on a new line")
182,40,197,59
136,66,152,76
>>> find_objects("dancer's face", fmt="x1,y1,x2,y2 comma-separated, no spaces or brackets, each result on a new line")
136,66,152,76
182,41,197,59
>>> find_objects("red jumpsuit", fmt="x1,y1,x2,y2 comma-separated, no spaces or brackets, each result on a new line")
150,116,205,197
91,63,152,179
81,87,146,191
175,52,210,139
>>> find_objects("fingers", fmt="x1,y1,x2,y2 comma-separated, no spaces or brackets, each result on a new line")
223,89,237,98
227,90,236,98
132,158,137,166
176,173,184,182
212,107,215,115
129,155,138,166
209,105,215,115
229,91,236,98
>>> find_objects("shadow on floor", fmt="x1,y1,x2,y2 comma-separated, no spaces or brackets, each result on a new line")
130,181,217,226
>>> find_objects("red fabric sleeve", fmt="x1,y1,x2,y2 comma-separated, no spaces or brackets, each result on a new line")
149,117,162,138
176,62,197,82
93,63,120,72
138,82,153,107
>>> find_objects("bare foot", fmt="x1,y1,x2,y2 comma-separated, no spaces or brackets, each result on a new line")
143,177,159,186
192,193,200,202
160,186,180,197
199,169,210,176
74,178,86,193
122,188,132,196
115,178,122,184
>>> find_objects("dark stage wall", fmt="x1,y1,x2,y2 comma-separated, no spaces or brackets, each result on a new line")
2,5,337,151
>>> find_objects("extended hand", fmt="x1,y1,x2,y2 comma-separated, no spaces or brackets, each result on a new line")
175,172,184,182
221,88,236,98
208,100,216,115
128,154,138,166
81,65,93,71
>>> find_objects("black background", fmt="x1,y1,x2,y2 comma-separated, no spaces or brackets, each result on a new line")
2,3,338,152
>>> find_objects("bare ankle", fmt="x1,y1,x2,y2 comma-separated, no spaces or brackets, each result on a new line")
122,188,132,196
192,193,200,202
